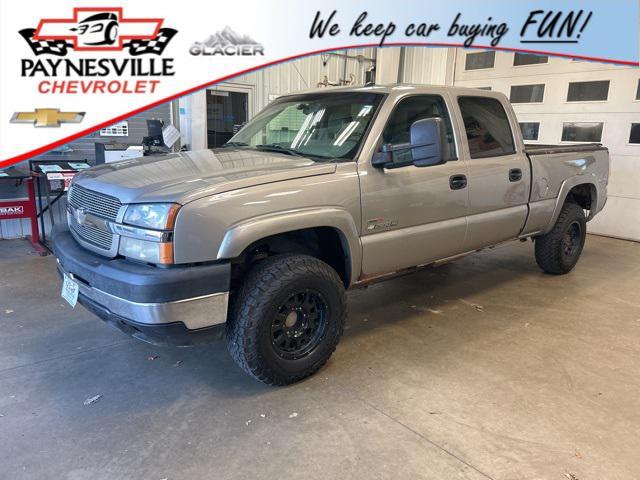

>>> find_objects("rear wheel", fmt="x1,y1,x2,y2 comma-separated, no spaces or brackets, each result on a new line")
535,202,586,274
226,254,346,385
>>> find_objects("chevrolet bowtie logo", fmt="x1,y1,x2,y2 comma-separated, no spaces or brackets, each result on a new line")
10,109,85,127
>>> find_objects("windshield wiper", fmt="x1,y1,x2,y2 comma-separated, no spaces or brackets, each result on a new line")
222,141,249,148
255,144,304,157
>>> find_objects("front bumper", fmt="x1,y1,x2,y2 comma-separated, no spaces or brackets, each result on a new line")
52,225,231,346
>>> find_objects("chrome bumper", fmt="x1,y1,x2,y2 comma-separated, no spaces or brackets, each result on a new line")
58,262,229,330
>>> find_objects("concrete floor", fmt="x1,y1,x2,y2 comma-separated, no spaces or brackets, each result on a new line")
0,235,639,480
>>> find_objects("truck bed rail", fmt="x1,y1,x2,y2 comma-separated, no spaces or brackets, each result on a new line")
525,143,607,156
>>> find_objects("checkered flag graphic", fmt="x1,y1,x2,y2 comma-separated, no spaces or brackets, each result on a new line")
123,28,177,56
19,28,73,56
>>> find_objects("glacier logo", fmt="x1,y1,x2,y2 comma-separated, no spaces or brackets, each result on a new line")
190,27,263,56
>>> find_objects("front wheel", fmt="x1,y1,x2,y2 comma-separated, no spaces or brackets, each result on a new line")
534,202,587,275
226,254,346,385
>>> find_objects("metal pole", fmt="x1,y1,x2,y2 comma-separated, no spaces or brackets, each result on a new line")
397,47,406,83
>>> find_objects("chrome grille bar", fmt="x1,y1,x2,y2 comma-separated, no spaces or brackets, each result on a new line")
68,184,121,221
69,216,114,251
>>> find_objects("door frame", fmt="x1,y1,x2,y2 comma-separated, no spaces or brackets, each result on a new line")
448,91,531,250
191,82,256,150
357,89,470,276
209,82,256,118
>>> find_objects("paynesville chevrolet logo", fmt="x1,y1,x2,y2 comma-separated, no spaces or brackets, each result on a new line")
17,7,178,95
10,109,85,127
20,7,174,53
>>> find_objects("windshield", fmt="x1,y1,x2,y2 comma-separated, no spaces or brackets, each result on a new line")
227,91,384,160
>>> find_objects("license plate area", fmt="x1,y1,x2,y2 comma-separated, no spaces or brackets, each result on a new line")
61,273,79,308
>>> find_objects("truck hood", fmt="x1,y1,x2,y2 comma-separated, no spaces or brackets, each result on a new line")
73,148,337,204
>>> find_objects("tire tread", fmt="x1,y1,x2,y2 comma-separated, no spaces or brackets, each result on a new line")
226,254,346,386
535,202,586,275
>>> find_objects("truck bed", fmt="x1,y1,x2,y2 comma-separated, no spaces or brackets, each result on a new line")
521,141,609,233
524,143,608,156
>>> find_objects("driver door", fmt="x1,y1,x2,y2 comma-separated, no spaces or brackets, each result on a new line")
359,93,469,277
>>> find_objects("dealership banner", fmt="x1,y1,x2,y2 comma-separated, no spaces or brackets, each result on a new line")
0,0,637,167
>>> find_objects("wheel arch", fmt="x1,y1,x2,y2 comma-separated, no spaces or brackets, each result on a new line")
543,175,598,234
217,207,361,288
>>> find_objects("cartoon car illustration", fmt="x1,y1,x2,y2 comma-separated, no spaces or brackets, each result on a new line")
70,12,119,46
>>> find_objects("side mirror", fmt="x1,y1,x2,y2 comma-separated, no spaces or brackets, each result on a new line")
371,144,393,168
410,118,442,167
372,118,444,169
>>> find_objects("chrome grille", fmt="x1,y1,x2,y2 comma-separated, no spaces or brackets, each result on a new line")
69,215,114,251
68,184,121,221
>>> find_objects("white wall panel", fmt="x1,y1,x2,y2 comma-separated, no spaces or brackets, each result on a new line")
401,47,456,85
234,48,376,110
588,196,640,241
0,217,29,239
375,48,401,84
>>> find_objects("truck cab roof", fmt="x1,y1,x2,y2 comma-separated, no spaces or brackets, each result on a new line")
279,83,505,99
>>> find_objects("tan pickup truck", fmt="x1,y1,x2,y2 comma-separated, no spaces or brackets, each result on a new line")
53,84,609,385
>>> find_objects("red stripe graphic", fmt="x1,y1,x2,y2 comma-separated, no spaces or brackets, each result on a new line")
1,42,637,168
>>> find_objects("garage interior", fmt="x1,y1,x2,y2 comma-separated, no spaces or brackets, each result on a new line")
1,47,639,479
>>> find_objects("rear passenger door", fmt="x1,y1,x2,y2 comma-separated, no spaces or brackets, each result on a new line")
454,95,530,250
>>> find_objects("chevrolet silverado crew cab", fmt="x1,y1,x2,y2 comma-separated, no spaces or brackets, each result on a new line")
53,84,609,385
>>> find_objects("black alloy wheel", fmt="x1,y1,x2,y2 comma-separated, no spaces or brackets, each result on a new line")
271,289,328,360
561,220,582,261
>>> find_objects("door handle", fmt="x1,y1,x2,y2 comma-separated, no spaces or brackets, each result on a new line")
449,174,467,190
509,168,523,182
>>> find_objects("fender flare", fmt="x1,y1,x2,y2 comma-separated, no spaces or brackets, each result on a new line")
543,174,598,234
217,207,361,286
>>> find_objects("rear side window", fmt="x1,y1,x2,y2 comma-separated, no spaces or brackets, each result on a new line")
458,96,516,158
382,95,457,162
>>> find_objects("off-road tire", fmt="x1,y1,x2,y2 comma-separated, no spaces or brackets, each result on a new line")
226,254,346,385
535,201,586,275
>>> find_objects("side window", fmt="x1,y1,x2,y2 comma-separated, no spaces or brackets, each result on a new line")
382,95,456,164
458,96,516,158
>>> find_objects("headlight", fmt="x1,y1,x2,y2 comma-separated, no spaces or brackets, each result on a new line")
119,236,173,265
117,203,180,264
123,203,180,230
